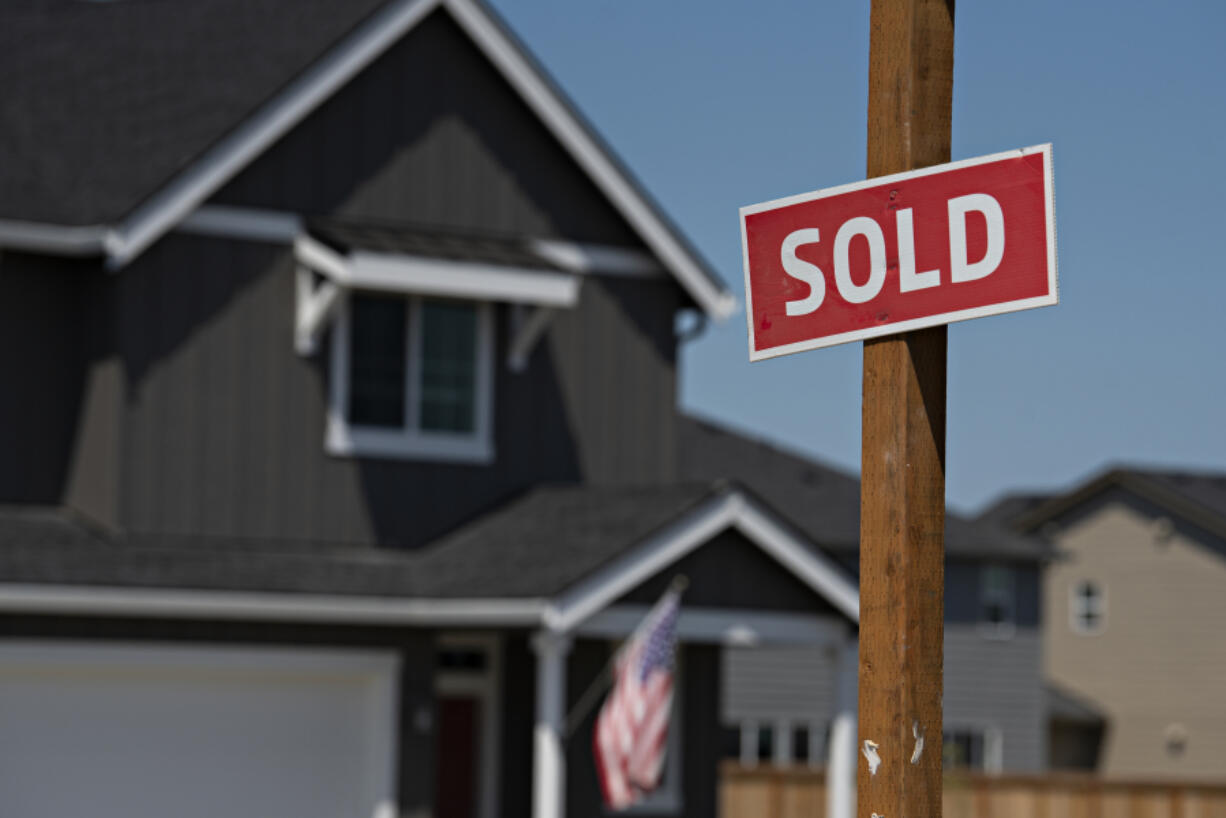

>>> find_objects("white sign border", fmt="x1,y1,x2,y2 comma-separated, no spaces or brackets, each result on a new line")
741,143,1058,362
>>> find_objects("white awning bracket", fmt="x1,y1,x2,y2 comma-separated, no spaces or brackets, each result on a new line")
292,234,581,358
295,264,345,356
508,305,557,372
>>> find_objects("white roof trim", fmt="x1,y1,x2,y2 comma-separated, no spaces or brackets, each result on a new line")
574,605,848,647
104,0,439,268
0,220,116,257
4,0,733,318
543,488,860,633
349,250,580,306
0,583,546,626
0,490,857,629
442,0,734,318
294,235,581,307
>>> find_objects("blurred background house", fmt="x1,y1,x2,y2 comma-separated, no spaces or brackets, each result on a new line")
984,468,1226,780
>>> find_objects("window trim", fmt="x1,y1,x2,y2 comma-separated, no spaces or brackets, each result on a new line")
1070,579,1107,635
978,563,1017,640
326,292,494,463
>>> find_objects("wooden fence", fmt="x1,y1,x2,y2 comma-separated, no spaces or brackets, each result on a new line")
720,763,1226,818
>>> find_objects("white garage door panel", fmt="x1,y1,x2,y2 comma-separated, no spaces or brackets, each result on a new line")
0,643,398,818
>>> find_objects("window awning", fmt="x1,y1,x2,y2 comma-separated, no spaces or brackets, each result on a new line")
293,221,586,358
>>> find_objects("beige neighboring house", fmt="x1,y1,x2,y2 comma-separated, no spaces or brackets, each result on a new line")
984,469,1226,781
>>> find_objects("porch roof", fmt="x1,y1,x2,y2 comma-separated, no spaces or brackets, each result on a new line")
0,480,858,626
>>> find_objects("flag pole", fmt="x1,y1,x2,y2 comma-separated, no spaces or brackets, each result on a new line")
562,574,688,738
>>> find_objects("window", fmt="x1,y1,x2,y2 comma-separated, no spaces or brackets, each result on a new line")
1070,580,1106,634
328,292,493,462
943,727,1003,773
980,564,1016,637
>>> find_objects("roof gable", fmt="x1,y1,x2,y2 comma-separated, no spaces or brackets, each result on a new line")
211,10,645,247
1008,467,1226,544
679,414,1051,561
0,0,733,317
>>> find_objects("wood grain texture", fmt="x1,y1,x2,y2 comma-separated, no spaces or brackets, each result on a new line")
860,1,954,818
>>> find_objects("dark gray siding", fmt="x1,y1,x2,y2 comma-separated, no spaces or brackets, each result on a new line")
617,529,845,618
562,640,720,818
214,10,642,247
0,615,436,817
0,252,99,507
945,559,1041,628
109,232,678,546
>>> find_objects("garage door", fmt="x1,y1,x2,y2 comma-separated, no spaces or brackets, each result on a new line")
0,642,398,818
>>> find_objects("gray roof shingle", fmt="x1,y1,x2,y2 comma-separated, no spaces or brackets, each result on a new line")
0,485,724,599
0,0,390,225
679,414,1050,561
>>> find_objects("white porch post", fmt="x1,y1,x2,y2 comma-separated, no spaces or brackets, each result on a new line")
827,636,858,818
532,631,572,818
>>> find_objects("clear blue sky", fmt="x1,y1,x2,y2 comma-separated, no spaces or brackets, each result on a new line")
489,0,1226,514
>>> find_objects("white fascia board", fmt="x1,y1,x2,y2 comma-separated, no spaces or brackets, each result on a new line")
348,251,581,307
544,488,860,635
180,205,304,244
0,219,114,256
0,583,546,627
733,497,860,622
443,0,735,319
544,492,741,633
574,605,847,647
104,0,442,268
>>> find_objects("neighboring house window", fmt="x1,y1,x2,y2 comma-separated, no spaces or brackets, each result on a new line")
328,292,494,462
979,563,1016,637
942,727,1003,773
1070,580,1106,634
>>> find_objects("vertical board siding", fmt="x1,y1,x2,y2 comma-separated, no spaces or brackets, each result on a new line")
0,253,93,505
214,11,641,247
113,232,678,546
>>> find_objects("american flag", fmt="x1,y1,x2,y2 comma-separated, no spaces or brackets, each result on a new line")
593,585,681,810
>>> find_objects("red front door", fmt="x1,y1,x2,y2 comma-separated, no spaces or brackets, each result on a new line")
435,696,480,818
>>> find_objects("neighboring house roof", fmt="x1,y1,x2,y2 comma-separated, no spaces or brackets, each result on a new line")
0,481,859,629
679,414,1050,562
997,467,1226,543
1047,682,1107,725
0,0,734,318
974,492,1053,530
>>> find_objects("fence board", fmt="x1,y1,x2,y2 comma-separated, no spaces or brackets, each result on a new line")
720,764,1226,818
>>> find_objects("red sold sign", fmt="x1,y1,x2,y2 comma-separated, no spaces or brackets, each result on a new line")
741,144,1057,360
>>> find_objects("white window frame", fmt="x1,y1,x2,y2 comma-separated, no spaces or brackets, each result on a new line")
978,563,1017,640
327,292,494,463
1070,579,1107,635
942,724,1004,775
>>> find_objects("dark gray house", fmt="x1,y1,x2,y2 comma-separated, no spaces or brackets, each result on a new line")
0,2,1047,817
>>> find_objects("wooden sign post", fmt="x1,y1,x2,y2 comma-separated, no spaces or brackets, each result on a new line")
740,3,1055,816
859,2,953,818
